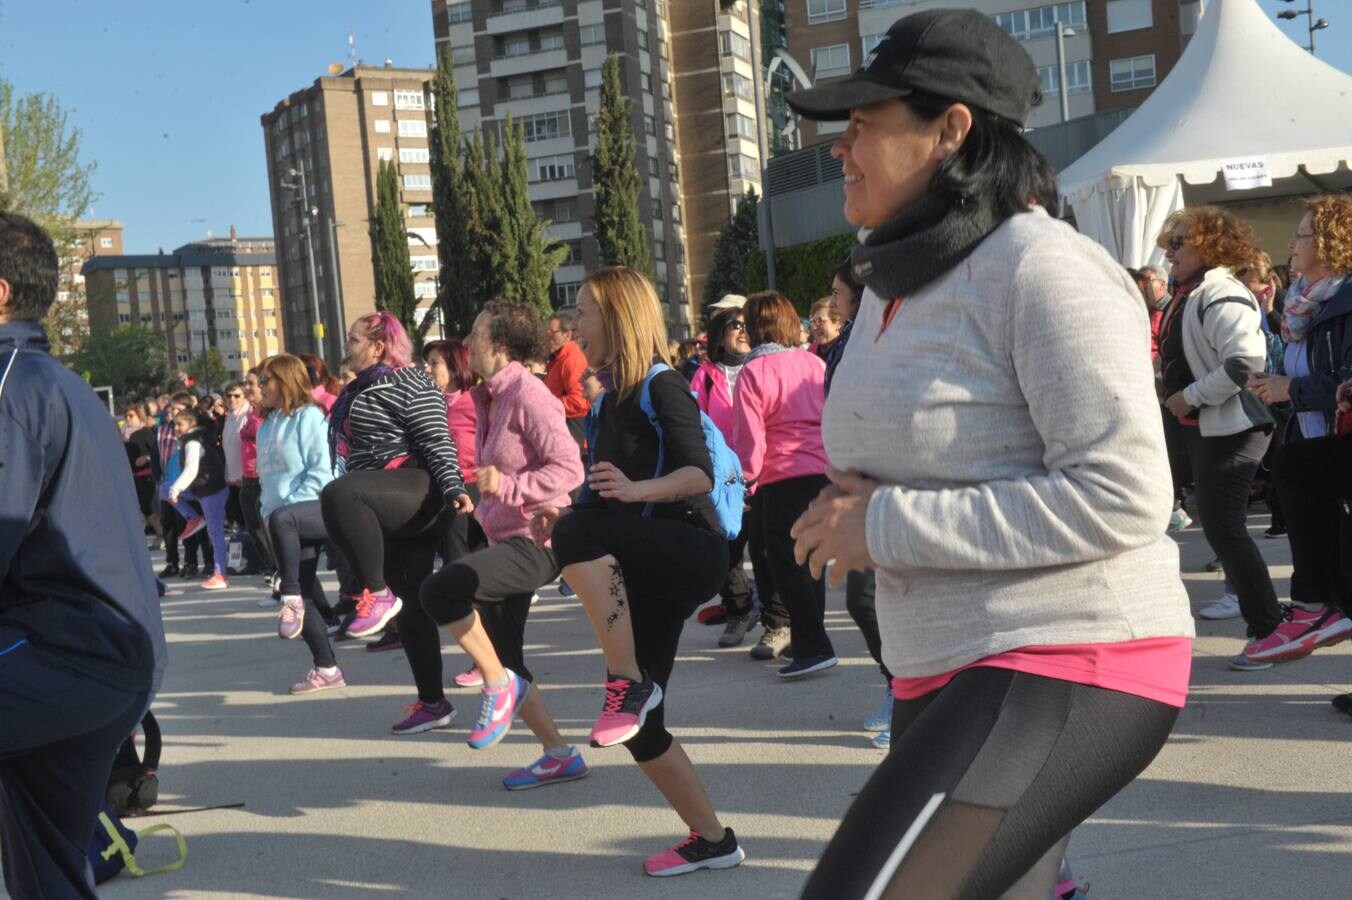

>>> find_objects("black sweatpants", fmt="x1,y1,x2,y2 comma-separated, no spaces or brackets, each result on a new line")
268,500,338,669
1160,407,1193,509
719,530,754,617
420,536,560,686
240,477,276,574
552,509,728,763
746,493,791,630
750,475,833,659
161,497,211,570
0,632,151,900
803,668,1179,900
1179,425,1280,637
1274,431,1352,616
846,570,891,682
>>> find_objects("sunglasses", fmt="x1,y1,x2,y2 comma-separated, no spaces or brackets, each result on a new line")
727,321,747,332
1166,235,1189,251
258,374,272,386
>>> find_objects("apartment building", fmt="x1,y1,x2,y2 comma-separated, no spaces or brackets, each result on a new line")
433,0,765,331
82,231,283,382
785,0,1201,146
261,65,440,361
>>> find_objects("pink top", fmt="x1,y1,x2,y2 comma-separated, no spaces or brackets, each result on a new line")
239,409,262,479
691,359,735,439
446,389,478,484
731,347,829,488
892,637,1193,708
311,385,338,415
471,362,584,546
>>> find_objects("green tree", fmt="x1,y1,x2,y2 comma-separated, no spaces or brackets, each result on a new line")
371,159,418,338
71,325,170,405
747,231,856,315
187,347,230,393
429,44,477,337
702,189,761,314
461,128,514,311
591,55,651,276
498,114,567,317
0,78,98,246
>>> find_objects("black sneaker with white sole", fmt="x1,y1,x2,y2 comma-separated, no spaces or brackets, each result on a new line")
778,654,838,679
644,827,746,877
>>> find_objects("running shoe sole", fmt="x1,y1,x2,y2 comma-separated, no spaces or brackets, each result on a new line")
290,676,346,695
1228,654,1274,671
391,707,457,735
646,847,746,878
778,656,839,679
590,682,663,748
503,768,589,791
347,596,404,638
1310,617,1352,649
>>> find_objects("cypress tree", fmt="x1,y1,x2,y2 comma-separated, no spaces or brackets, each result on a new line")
591,54,651,276
429,43,475,336
371,158,418,337
702,189,760,314
460,128,512,309
499,113,567,316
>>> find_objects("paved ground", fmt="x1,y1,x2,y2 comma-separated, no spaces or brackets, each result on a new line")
90,512,1351,899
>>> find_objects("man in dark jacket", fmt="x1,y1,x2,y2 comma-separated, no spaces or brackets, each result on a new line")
0,212,167,898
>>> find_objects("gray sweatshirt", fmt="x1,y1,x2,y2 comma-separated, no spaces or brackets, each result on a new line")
822,208,1194,679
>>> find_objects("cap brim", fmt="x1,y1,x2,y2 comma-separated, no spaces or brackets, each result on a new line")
785,77,912,121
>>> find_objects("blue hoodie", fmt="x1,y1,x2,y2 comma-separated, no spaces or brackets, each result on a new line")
0,320,167,691
256,403,334,518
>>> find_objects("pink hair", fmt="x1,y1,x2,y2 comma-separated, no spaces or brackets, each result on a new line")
354,311,413,369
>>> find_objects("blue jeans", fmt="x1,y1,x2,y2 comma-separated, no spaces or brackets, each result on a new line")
172,487,229,577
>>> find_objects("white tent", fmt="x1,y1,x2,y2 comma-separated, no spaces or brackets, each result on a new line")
1058,0,1352,268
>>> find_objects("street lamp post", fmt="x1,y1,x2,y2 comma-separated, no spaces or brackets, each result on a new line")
1054,22,1076,123
1277,0,1329,54
327,217,346,359
280,167,325,360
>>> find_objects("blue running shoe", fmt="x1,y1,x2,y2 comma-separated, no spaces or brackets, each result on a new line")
557,577,575,598
468,670,530,750
503,747,589,791
863,685,893,732
871,729,891,750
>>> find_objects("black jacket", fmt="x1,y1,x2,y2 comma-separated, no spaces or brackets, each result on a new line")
0,320,166,691
1287,278,1352,435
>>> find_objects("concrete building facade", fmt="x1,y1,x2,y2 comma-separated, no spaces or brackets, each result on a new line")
83,233,283,383
261,65,440,362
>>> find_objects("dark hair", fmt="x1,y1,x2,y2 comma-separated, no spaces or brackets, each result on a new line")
422,338,477,392
296,353,340,395
0,213,60,321
743,291,801,348
904,91,1059,216
481,300,548,363
705,307,744,365
831,260,863,308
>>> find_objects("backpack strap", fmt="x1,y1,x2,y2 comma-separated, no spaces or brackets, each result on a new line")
139,711,161,773
0,349,18,405
637,364,671,519
97,812,188,878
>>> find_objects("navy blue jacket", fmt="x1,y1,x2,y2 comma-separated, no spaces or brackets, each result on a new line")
1287,278,1352,436
0,320,166,691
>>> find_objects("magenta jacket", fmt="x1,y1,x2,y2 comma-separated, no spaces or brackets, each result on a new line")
446,389,478,484
731,345,829,488
470,361,583,546
690,359,736,438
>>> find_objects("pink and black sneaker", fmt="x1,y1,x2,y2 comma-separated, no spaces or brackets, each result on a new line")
346,588,402,638
589,671,663,748
644,828,745,877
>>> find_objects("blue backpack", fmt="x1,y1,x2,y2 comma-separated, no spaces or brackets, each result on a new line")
585,363,745,539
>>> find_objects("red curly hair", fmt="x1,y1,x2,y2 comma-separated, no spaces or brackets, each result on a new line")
1156,206,1257,270
1304,194,1352,275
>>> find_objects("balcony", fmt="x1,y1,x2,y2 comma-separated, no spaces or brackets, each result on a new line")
490,47,568,79
486,2,564,36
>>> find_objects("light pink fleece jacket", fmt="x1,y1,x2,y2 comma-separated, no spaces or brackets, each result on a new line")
470,361,584,546
690,359,735,438
731,347,829,488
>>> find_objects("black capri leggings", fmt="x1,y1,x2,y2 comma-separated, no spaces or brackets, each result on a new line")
420,536,559,684
268,500,337,669
803,667,1178,899
552,509,728,764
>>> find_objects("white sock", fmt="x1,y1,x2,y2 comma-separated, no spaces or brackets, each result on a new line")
281,594,302,605
317,665,339,676
546,745,573,759
486,673,511,689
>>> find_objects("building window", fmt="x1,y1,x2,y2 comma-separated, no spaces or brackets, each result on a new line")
371,91,389,106
994,2,1087,42
403,173,433,191
411,257,439,271
862,33,886,56
638,28,649,51
394,89,425,110
811,43,850,80
451,45,476,65
100,236,114,248
1038,60,1092,96
459,87,480,107
807,0,847,25
726,112,757,140
539,29,564,52
555,281,581,307
524,110,571,143
1106,0,1152,33
723,72,753,100
118,313,131,324
447,1,472,24
414,281,438,298
1110,54,1156,92
644,115,656,135
543,71,568,95
730,154,761,181
530,154,576,182
720,31,751,60
407,204,431,218
504,34,530,57
585,69,602,88
653,241,665,261
648,157,659,176
580,23,605,46
507,75,535,100
374,119,391,134
400,147,431,164
377,146,394,161
554,198,577,222
398,119,428,138
641,72,653,94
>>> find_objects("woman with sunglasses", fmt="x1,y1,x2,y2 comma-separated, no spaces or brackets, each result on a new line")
786,10,1192,896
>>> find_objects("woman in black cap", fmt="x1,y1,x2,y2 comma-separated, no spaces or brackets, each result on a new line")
788,9,1192,898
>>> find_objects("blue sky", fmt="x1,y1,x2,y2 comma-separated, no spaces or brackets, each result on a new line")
2,1,1349,253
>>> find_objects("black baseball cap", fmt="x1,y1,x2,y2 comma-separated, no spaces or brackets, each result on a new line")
786,8,1043,126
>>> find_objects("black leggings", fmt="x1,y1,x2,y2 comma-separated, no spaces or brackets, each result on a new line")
1274,431,1352,617
749,475,833,658
746,494,790,630
846,570,891,682
267,500,337,669
804,668,1178,899
420,536,559,685
552,509,728,763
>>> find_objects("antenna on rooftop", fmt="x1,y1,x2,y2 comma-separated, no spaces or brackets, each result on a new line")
348,28,358,68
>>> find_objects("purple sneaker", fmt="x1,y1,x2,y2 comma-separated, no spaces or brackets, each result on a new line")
347,588,402,638
290,668,346,695
467,670,530,749
391,699,457,735
278,596,304,640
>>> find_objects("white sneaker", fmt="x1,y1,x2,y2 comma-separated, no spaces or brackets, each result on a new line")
1198,593,1242,620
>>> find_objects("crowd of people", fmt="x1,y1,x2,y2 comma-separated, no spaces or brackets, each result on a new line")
5,8,1352,900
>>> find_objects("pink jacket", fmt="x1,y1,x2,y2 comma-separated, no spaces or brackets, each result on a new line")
470,361,583,546
731,346,829,488
446,389,478,484
690,359,736,438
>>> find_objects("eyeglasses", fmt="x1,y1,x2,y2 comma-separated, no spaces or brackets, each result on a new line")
809,316,833,326
1167,235,1189,251
1292,231,1315,241
727,321,747,332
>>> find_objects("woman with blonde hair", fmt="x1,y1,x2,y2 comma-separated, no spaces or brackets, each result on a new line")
256,354,341,693
532,266,745,876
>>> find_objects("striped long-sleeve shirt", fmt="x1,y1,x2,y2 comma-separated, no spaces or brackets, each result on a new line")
342,366,466,504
